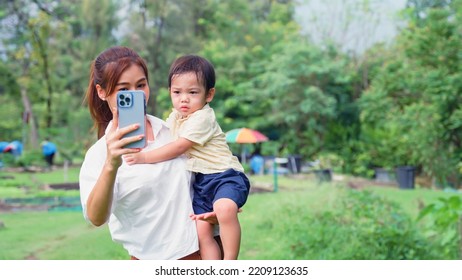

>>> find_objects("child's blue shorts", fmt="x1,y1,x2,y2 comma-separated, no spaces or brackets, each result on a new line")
192,168,250,214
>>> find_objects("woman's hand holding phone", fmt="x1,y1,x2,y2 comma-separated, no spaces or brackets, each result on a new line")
104,107,144,170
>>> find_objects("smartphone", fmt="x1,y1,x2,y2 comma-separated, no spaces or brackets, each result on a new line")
117,90,146,148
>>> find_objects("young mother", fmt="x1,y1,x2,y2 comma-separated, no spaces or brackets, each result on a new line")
79,46,201,259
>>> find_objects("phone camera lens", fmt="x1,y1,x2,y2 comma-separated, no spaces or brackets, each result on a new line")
119,100,125,106
125,97,131,104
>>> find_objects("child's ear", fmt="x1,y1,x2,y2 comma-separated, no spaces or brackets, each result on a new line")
206,88,215,103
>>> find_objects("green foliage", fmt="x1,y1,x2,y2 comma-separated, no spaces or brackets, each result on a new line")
1,0,462,187
418,195,462,258
241,178,462,260
359,3,462,183
246,40,354,159
15,150,45,168
313,152,345,172
283,190,436,259
0,98,23,141
199,0,303,138
0,1,364,172
0,62,22,141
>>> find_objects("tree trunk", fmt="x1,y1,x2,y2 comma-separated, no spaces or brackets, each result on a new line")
20,87,39,149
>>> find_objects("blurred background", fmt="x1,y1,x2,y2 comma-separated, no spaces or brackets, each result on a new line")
1,0,462,260
0,0,412,180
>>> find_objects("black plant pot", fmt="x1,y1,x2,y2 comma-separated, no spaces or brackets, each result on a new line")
396,166,415,189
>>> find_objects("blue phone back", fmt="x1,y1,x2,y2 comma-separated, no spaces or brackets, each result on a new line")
117,90,146,148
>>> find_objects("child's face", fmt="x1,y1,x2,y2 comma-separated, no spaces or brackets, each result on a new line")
170,72,214,118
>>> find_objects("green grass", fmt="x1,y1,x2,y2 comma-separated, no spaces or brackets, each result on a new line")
0,212,126,260
0,166,120,260
0,172,461,259
240,183,341,259
240,176,462,260
366,186,459,218
34,167,80,184
0,166,80,198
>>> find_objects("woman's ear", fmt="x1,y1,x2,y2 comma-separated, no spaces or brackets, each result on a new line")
96,84,107,101
206,88,215,103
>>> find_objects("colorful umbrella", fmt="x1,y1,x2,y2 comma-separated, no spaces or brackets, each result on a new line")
225,128,269,143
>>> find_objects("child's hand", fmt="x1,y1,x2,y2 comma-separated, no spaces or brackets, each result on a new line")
123,151,146,165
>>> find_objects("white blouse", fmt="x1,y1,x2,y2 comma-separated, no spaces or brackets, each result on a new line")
79,115,198,259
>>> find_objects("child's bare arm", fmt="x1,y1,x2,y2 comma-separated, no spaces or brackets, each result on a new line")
124,137,194,165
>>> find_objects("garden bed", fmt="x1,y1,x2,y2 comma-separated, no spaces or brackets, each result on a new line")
48,182,79,190
0,196,81,213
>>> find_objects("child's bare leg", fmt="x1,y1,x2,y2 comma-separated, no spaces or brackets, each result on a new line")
214,198,240,260
196,220,221,260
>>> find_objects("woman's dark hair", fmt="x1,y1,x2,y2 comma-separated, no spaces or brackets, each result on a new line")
85,46,149,138
168,55,215,93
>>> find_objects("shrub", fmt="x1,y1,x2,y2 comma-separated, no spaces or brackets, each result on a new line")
418,195,462,259
17,150,46,168
283,190,443,259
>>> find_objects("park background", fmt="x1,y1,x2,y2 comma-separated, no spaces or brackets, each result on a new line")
1,0,462,260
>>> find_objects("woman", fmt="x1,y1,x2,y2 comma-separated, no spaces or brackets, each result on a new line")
79,46,199,259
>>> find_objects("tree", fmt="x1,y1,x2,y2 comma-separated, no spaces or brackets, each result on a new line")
122,0,208,116
0,0,118,159
406,0,452,24
0,0,42,148
0,62,22,141
361,1,462,186
199,1,358,160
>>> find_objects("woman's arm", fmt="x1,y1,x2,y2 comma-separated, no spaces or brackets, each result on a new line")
124,137,194,165
85,160,119,226
86,108,144,226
